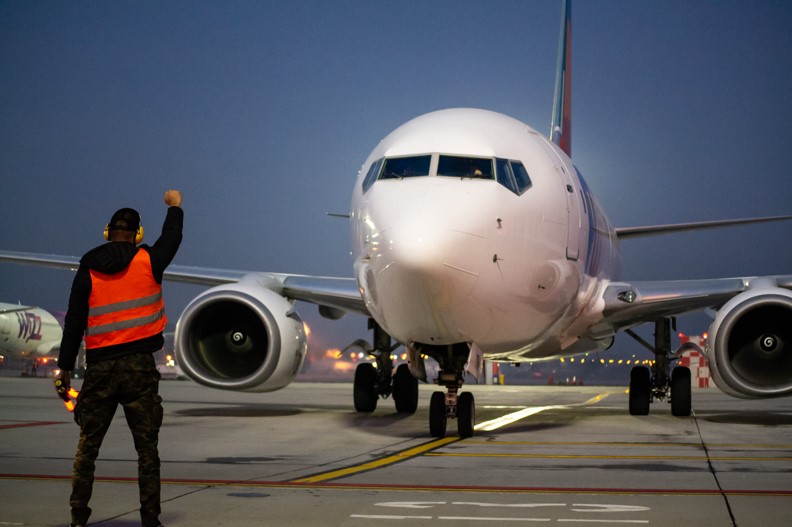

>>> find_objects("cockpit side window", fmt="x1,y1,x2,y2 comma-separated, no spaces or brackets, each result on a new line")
362,158,384,193
495,158,532,195
510,161,532,193
437,155,494,179
495,158,517,193
379,155,432,180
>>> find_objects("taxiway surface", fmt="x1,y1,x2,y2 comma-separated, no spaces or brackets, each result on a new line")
1,377,790,526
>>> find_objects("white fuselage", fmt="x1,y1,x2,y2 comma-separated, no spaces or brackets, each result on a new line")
0,302,62,359
350,109,620,360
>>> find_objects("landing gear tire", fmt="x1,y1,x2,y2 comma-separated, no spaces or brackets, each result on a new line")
393,363,419,414
429,391,447,438
353,363,378,412
457,392,475,438
629,366,651,416
671,366,692,417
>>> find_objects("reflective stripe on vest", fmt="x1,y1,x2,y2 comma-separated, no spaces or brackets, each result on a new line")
85,249,167,349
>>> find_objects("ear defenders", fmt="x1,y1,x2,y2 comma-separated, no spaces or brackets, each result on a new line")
103,224,144,244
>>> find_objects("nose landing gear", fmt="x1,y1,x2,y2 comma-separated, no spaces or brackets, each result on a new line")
426,344,476,438
350,322,477,438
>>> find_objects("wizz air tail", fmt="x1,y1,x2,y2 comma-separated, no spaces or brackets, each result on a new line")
550,0,572,158
547,0,792,238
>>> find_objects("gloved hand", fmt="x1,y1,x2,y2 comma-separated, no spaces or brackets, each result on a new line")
54,370,71,402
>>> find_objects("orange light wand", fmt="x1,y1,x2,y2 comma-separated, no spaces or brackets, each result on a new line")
55,378,80,412
63,388,80,412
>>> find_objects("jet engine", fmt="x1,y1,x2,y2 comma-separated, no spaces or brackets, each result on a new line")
706,284,792,398
174,277,307,392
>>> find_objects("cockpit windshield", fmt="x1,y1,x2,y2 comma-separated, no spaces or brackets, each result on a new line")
361,153,532,196
379,155,432,180
437,155,494,179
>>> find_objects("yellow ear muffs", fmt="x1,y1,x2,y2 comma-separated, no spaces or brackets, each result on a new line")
103,224,144,243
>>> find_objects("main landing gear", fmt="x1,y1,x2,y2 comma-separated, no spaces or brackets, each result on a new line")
626,318,691,417
352,319,418,414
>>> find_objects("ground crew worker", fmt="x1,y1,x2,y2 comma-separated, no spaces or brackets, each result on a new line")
54,190,183,527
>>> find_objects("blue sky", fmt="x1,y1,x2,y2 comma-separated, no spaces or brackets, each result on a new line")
2,0,791,365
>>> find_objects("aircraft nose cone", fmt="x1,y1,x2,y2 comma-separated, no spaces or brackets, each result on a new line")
382,220,483,275
364,215,486,344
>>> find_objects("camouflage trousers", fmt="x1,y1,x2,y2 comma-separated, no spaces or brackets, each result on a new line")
70,353,163,527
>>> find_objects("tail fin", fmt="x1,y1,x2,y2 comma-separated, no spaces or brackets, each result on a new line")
550,0,572,158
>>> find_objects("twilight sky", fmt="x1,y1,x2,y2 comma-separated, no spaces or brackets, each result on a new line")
2,0,791,367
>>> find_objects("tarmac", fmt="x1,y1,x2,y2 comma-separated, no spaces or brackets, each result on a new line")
1,376,791,526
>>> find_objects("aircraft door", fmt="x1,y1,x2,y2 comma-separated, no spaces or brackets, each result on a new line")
562,176,581,261
532,133,581,260
0,315,9,335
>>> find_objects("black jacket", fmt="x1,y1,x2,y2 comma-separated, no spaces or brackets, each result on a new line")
57,206,183,370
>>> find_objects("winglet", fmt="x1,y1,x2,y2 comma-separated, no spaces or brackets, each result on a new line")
550,0,572,158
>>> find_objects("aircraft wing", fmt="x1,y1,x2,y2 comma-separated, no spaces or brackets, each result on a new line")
590,275,792,338
0,250,368,316
615,214,792,239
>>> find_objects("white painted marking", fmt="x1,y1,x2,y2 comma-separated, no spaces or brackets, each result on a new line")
452,502,566,509
474,393,612,432
439,516,551,522
571,504,650,513
358,500,651,524
557,520,648,524
474,406,560,431
350,514,433,520
376,501,447,509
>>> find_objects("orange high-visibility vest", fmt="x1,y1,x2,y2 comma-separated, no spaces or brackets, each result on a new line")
85,249,167,349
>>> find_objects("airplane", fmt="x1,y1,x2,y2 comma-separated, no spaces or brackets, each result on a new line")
1,0,791,438
0,302,63,361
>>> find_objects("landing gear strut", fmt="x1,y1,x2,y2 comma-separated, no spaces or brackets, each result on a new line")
352,319,418,414
626,318,691,417
423,343,476,439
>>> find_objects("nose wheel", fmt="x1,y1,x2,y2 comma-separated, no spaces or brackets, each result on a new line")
429,391,447,437
429,387,475,438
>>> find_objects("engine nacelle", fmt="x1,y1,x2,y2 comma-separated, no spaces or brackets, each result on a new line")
707,284,792,398
174,276,307,392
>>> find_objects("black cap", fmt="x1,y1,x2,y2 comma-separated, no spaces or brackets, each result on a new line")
108,208,141,232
